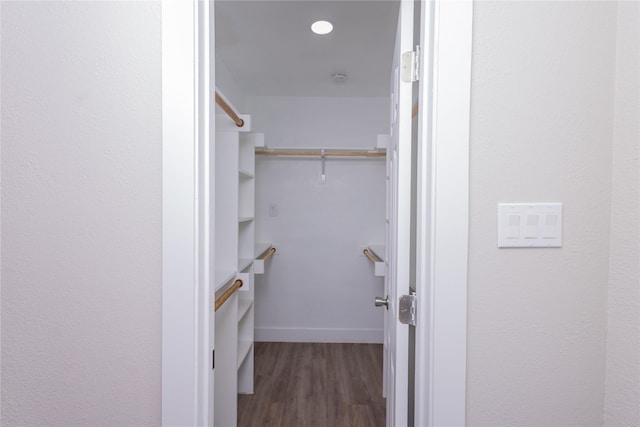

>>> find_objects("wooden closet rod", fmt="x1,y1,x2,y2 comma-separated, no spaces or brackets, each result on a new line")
215,91,244,127
255,149,385,158
259,247,277,262
363,249,381,264
215,279,243,311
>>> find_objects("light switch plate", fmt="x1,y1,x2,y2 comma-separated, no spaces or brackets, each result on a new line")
498,203,562,248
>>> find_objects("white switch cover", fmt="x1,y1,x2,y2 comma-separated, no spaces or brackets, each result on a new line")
498,203,562,248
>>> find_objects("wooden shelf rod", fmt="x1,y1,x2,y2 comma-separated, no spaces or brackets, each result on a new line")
259,247,277,262
214,279,243,311
255,149,385,158
363,249,381,264
215,90,244,127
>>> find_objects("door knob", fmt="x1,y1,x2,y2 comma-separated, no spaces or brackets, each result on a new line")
375,295,389,310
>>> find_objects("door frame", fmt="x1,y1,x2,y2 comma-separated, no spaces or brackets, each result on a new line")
161,0,214,425
414,0,472,426
160,0,473,425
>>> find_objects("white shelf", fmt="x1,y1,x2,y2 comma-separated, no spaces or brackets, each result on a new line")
215,269,237,291
238,216,254,223
238,257,253,272
239,169,254,179
237,339,253,369
238,298,253,322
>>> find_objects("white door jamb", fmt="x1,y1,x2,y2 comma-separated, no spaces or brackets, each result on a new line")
161,1,214,425
415,1,473,426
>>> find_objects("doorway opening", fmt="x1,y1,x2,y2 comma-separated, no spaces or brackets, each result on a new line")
213,1,402,426
161,0,472,425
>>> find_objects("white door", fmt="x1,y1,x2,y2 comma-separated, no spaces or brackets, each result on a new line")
383,1,415,426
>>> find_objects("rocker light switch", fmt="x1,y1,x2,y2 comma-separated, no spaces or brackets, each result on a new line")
542,214,558,239
498,203,562,248
507,215,520,239
524,215,539,239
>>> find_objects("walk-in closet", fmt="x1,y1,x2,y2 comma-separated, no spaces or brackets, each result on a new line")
212,1,401,425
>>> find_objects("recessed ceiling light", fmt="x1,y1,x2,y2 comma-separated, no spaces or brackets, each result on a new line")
311,20,333,35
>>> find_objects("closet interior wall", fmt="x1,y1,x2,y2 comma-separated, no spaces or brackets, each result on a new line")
216,56,389,343
248,96,388,343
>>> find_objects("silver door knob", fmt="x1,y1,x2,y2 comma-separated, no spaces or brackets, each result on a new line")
375,295,389,310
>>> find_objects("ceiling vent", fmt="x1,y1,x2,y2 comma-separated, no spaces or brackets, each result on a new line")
331,73,348,84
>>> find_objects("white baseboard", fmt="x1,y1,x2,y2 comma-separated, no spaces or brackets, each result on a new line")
255,327,383,344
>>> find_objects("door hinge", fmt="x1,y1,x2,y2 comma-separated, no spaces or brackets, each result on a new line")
399,294,417,326
212,349,215,370
401,46,420,83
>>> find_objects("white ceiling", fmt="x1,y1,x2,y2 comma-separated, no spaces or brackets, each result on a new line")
215,1,400,98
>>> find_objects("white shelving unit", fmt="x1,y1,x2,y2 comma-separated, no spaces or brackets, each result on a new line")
214,130,239,292
213,111,260,425
237,132,256,395
213,123,241,427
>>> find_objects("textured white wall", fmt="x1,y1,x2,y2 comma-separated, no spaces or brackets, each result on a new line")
247,96,387,343
1,1,635,424
467,1,617,425
1,2,162,425
604,1,640,425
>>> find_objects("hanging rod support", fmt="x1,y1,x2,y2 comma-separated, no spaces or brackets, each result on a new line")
260,247,276,262
215,91,244,127
363,249,381,264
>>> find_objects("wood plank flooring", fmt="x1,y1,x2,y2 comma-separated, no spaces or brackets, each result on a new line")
238,342,386,427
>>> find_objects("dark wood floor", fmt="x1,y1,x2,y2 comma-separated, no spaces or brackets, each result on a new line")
238,342,386,427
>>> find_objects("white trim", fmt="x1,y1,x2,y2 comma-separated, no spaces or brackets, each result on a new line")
161,1,213,425
195,1,214,425
255,327,384,344
415,1,473,426
0,3,3,415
